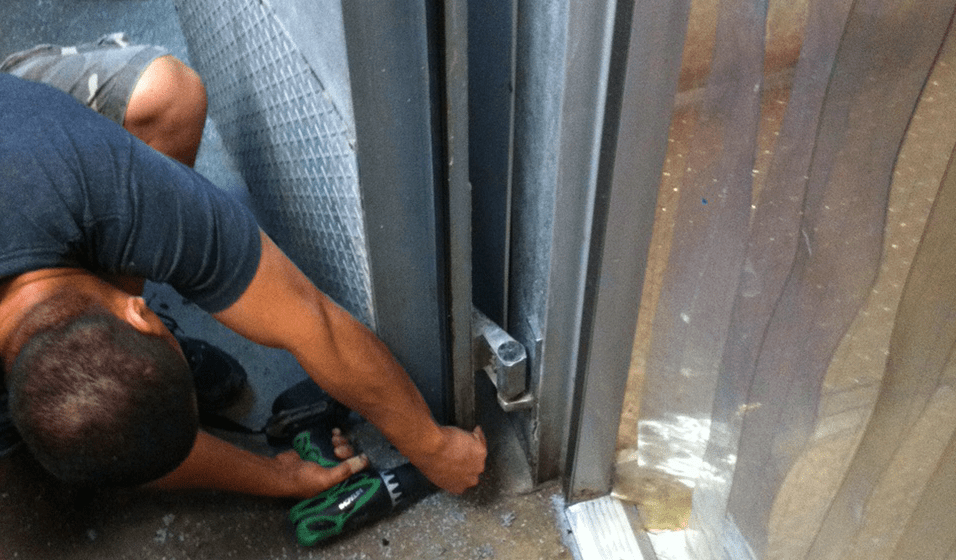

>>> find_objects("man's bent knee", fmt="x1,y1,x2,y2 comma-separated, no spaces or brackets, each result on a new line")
125,55,207,166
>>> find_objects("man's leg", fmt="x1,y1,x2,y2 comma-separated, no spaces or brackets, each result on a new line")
1,35,208,167
125,55,207,167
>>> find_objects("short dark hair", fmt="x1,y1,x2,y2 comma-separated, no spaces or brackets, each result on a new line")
7,296,198,487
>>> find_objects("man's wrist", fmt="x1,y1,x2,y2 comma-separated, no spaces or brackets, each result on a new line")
402,423,447,467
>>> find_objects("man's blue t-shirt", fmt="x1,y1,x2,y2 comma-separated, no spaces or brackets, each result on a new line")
0,73,261,312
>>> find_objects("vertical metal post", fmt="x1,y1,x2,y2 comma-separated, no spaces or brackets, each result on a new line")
563,0,692,501
504,0,636,484
341,1,453,422
441,0,476,429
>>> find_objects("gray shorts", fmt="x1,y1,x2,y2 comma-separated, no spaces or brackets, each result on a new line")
1,32,169,125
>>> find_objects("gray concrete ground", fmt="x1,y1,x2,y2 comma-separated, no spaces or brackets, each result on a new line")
0,1,575,558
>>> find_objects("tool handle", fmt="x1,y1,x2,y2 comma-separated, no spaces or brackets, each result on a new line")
289,457,436,546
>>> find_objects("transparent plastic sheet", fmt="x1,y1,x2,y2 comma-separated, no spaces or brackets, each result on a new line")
725,0,955,553
634,0,767,496
766,4,956,558
633,0,956,558
691,0,854,556
807,108,956,559
631,0,766,550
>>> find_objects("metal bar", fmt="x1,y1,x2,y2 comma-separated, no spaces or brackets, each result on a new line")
441,0,477,429
564,0,690,502
341,1,452,421
506,0,571,482
566,496,647,559
507,0,633,484
472,307,531,410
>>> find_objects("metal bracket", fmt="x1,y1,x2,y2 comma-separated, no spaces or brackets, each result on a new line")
472,308,535,412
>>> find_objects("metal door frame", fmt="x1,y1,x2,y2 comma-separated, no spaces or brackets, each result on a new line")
563,0,692,500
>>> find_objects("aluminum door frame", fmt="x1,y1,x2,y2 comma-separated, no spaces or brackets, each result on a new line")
563,0,692,500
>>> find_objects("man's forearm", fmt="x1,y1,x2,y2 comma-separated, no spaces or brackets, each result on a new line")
289,309,446,465
147,431,366,498
279,288,486,495
149,431,293,495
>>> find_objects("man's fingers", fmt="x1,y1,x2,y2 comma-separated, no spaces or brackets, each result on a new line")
330,428,355,459
473,425,486,446
333,444,354,460
317,454,368,491
342,454,369,475
415,425,489,495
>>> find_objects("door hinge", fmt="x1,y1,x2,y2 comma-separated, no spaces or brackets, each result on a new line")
472,307,535,412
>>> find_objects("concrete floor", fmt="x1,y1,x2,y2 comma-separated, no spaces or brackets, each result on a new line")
0,1,575,558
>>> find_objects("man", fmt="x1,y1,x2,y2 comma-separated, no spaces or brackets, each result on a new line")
0,36,486,497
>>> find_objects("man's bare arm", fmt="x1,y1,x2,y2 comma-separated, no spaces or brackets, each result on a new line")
211,231,487,494
149,430,367,498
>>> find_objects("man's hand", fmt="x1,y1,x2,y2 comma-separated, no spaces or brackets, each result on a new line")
413,425,487,495
275,428,371,499
274,450,369,499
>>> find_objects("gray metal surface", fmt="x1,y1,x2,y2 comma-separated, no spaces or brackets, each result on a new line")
339,0,455,420
473,308,529,406
504,0,582,484
565,495,647,560
501,0,639,485
564,0,691,502
469,0,517,325
173,0,464,421
173,0,374,328
442,0,478,430
269,0,355,136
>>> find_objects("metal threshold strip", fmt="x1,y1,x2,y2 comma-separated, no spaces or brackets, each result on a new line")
565,496,692,560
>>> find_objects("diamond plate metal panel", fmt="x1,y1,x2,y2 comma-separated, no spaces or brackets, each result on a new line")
173,0,374,327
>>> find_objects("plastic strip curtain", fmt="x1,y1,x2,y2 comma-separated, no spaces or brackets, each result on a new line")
632,0,956,558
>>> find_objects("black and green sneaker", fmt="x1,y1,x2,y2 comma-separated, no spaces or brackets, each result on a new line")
178,336,248,412
156,311,249,413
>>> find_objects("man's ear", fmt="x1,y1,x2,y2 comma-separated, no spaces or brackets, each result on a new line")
123,296,158,335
